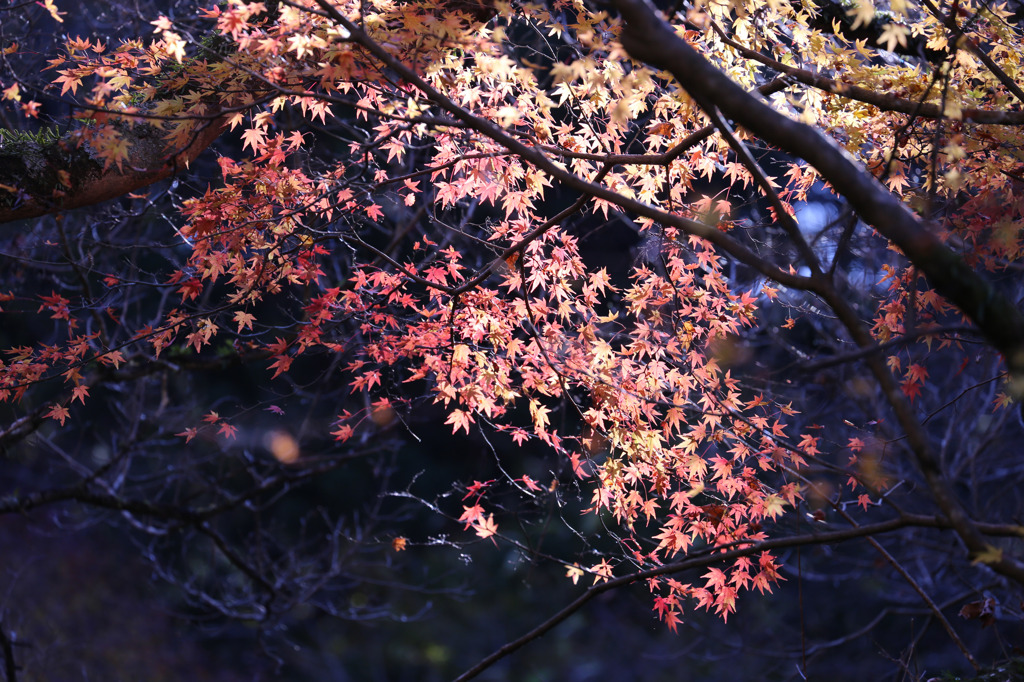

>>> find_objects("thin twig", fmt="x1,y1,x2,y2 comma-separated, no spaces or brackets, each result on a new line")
453,515,966,681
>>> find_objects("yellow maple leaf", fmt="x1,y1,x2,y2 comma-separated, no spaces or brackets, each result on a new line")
565,563,585,585
971,545,1004,566
847,0,875,30
877,23,908,52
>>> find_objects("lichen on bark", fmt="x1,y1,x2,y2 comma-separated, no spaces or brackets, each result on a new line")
0,114,224,223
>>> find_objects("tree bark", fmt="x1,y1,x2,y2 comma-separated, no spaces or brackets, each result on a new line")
613,0,1024,388
0,115,224,224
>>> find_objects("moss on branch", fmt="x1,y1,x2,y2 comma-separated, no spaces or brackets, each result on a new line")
0,114,225,223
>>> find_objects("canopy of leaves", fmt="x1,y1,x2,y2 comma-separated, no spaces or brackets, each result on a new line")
1,0,1024,677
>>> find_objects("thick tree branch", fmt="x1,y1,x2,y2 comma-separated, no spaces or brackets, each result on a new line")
606,0,1024,587
0,115,225,224
613,0,1024,388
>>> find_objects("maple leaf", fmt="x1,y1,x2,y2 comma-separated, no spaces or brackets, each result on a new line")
565,564,585,585
568,452,591,478
847,0,875,31
520,474,542,492
796,434,819,457
150,15,173,31
662,609,682,633
472,514,499,543
959,598,997,627
53,71,81,96
703,567,728,593
886,167,910,195
38,291,70,320
760,494,786,519
993,393,1014,410
905,363,928,385
268,354,293,379
218,422,239,439
39,0,64,22
45,404,70,426
528,399,550,434
445,408,474,434
331,423,354,442
897,364,929,401
234,310,256,333
971,545,1005,566
589,559,613,584
71,384,90,404
639,497,660,524
459,503,485,529
240,126,266,152
876,23,908,52
100,350,125,369
462,479,493,500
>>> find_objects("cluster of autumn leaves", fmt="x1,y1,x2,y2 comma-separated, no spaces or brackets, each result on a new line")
1,0,1022,628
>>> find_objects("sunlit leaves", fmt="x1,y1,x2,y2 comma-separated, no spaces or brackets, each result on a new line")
445,409,474,434
240,126,267,152
472,513,499,542
39,0,64,23
6,0,1020,637
876,23,909,52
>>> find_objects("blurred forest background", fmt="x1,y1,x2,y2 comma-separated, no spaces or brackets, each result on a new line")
2,0,1024,680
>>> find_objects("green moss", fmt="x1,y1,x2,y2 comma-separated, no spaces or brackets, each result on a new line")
0,126,62,146
0,125,102,211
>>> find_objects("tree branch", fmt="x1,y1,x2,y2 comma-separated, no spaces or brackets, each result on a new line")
309,0,819,294
453,513,1017,681
706,17,1024,125
0,114,225,224
613,0,1024,389
0,620,17,682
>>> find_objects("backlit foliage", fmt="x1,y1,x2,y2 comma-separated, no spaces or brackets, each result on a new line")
2,0,1023,635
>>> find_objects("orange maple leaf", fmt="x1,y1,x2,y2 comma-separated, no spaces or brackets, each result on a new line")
472,514,498,543
46,404,70,426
